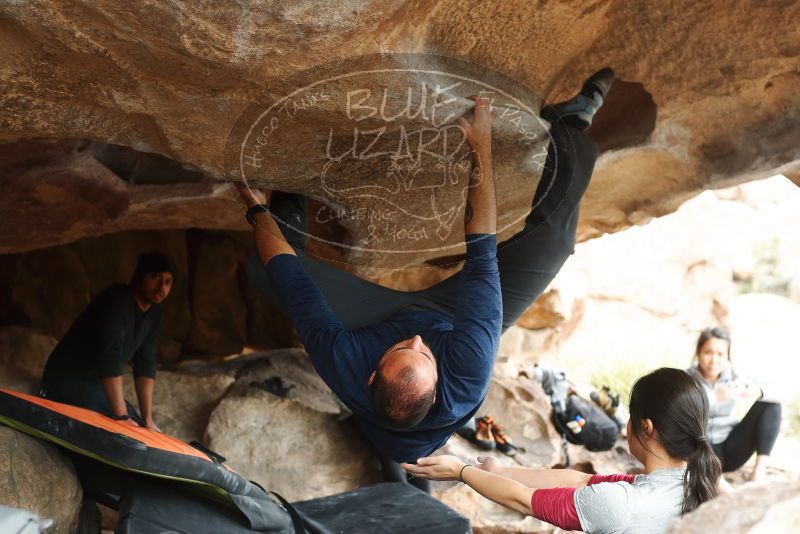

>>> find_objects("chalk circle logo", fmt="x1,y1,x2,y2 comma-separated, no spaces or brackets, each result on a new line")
225,53,555,266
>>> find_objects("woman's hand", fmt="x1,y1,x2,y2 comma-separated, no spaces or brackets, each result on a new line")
234,183,270,208
407,454,537,517
401,455,467,481
458,96,493,153
716,378,761,401
731,378,761,399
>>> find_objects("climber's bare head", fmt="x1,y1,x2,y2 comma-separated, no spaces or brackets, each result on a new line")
368,335,438,429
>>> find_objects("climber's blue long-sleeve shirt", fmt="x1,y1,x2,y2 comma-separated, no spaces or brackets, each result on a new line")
266,234,501,462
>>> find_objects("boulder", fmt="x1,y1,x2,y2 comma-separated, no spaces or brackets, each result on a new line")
516,287,580,330
0,364,38,394
474,377,559,466
8,246,91,339
123,368,235,443
0,364,40,395
496,326,559,368
1,2,799,268
497,327,527,361
0,326,56,379
234,350,343,415
0,425,83,534
205,350,378,501
670,481,800,533
0,140,244,255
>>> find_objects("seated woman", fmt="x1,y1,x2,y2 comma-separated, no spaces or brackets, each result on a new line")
687,327,782,481
403,368,721,533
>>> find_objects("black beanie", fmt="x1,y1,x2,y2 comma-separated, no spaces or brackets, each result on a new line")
131,253,176,283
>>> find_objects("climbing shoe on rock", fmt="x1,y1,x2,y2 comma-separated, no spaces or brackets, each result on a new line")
543,67,615,130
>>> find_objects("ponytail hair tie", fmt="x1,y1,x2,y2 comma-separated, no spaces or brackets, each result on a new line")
694,436,709,446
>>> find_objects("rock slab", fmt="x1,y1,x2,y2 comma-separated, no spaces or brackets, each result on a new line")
0,425,83,534
670,481,800,533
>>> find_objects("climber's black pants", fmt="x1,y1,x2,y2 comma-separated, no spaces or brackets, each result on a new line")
713,400,782,472
247,117,598,333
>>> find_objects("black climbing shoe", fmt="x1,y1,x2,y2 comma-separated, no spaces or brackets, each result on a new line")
249,376,295,398
543,67,615,130
580,67,615,102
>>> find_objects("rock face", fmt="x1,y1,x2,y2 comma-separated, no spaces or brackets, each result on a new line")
0,327,57,393
0,327,56,378
670,481,800,533
0,139,244,255
515,287,579,331
0,3,798,359
0,364,38,394
183,230,250,357
123,368,234,443
0,426,83,534
0,0,798,264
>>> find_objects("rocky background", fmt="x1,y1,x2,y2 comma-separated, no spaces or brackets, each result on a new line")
2,176,799,532
1,0,799,260
499,175,800,399
0,0,798,355
1,0,799,532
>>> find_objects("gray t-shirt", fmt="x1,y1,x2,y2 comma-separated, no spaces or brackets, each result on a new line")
574,468,685,534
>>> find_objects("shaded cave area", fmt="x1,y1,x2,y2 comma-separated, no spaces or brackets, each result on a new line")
0,228,300,365
0,137,209,185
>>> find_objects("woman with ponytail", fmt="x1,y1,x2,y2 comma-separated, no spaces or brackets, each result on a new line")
403,368,721,533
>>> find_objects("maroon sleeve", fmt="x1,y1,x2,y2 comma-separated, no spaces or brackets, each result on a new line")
588,474,637,485
530,488,582,531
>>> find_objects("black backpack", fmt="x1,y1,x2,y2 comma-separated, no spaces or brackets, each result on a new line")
551,394,619,452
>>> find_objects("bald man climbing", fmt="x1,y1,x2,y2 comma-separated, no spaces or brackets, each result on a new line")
239,69,613,492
